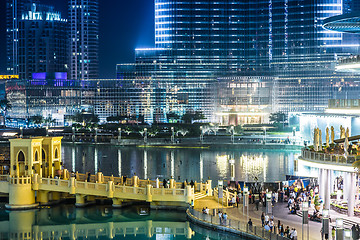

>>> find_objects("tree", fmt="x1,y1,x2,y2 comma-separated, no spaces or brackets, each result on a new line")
44,116,56,126
29,115,44,126
269,112,287,128
181,110,206,124
167,111,180,122
72,112,99,126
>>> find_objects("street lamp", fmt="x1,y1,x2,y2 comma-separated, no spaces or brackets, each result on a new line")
20,126,23,138
322,209,330,240
200,126,203,143
45,126,49,137
302,202,309,240
231,125,234,144
243,187,249,207
118,127,121,143
144,128,148,144
171,126,175,144
72,127,75,142
266,192,272,215
336,218,344,240
94,127,98,143
263,127,267,144
344,229,352,240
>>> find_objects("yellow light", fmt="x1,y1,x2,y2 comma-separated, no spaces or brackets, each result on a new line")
0,75,19,79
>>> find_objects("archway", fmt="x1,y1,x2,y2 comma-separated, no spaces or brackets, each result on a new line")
17,151,25,176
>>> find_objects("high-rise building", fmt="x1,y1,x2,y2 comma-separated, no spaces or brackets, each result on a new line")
117,0,360,124
69,0,99,80
6,0,68,79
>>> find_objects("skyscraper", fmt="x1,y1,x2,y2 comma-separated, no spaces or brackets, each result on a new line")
69,0,99,80
117,0,360,124
6,0,68,79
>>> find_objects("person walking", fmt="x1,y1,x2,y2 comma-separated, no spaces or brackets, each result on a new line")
331,226,335,240
261,212,265,227
218,211,223,225
223,212,228,225
248,218,253,231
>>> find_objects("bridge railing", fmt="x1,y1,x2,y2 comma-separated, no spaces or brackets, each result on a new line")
213,187,237,207
189,208,290,240
0,175,9,182
301,148,358,165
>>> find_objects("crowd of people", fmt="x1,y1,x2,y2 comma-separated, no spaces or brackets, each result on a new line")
260,212,297,239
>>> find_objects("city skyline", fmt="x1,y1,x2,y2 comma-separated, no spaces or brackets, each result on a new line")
0,0,154,78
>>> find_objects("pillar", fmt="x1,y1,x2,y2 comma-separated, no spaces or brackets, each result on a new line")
146,184,152,202
206,180,212,196
133,175,139,187
96,172,103,183
319,169,324,200
6,177,37,210
186,185,193,204
107,181,114,198
75,194,86,207
37,191,49,205
324,169,331,211
347,172,356,217
169,178,175,188
51,191,61,202
112,198,123,208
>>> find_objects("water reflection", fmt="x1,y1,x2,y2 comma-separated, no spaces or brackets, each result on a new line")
0,204,245,240
62,144,300,184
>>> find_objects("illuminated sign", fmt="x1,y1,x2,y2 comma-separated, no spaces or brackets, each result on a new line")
0,75,19,80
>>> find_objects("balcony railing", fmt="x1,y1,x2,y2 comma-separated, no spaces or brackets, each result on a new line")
301,148,358,165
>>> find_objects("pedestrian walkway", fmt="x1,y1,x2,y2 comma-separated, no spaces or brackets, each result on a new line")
195,198,321,240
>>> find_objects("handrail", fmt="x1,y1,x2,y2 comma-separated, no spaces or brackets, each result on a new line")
301,148,358,165
188,208,290,240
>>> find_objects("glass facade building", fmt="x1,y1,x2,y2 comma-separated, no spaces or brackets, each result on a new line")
69,0,99,80
117,0,360,124
6,1,68,79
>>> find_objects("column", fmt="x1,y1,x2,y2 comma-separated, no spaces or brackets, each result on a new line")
324,169,331,211
318,169,324,201
347,172,356,217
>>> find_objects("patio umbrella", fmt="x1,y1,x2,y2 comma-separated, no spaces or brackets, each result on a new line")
314,128,318,151
326,127,329,147
340,125,345,139
331,126,335,144
344,134,349,157
319,129,322,151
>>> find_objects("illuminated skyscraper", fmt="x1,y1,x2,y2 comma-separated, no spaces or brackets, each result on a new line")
69,0,99,80
117,0,360,123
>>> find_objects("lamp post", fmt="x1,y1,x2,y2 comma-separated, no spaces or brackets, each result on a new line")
336,218,344,240
144,128,148,144
118,127,121,143
20,126,23,138
266,192,272,215
231,126,234,144
344,229,352,240
302,202,309,240
243,187,249,208
94,127,98,143
171,126,175,144
322,209,330,240
200,126,204,143
45,126,49,137
263,127,267,144
72,127,75,142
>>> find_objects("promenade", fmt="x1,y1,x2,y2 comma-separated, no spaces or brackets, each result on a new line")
194,197,360,240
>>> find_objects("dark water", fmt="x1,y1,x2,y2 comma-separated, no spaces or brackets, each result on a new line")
0,204,245,240
0,144,300,239
62,144,300,185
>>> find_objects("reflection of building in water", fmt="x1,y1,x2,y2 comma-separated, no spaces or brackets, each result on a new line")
0,207,194,239
216,154,230,179
240,154,268,182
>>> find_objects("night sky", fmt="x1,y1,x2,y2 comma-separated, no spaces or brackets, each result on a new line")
0,0,155,78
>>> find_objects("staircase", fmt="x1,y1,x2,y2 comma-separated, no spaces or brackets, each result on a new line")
194,192,207,201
